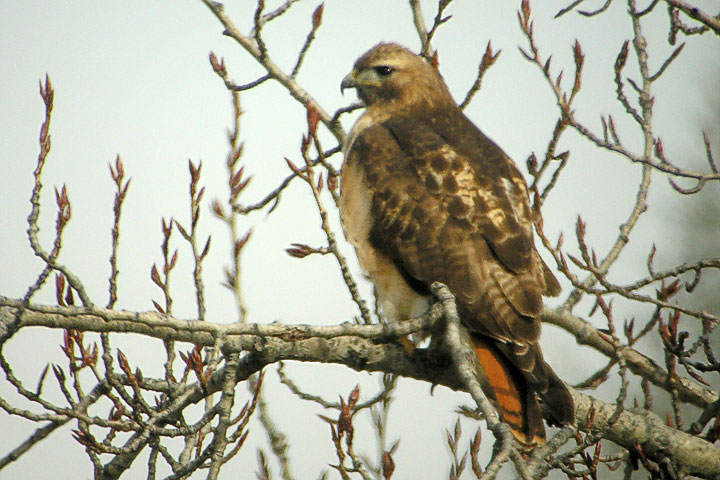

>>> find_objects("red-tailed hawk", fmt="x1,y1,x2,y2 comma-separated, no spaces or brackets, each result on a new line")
339,43,574,446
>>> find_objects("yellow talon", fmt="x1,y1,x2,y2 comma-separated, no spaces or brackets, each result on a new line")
398,336,416,356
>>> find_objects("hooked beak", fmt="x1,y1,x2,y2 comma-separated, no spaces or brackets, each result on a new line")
340,72,357,94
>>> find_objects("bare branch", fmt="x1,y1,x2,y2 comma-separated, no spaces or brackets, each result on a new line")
663,0,720,35
2,299,718,477
232,146,341,215
431,284,520,479
540,306,718,409
107,155,130,309
458,41,501,110
290,3,324,78
408,0,429,51
200,0,346,145
22,76,93,310
249,0,302,37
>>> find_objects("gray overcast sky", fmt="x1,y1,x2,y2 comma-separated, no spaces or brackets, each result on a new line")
1,1,718,478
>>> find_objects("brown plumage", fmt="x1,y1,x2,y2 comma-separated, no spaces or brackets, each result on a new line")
339,43,574,447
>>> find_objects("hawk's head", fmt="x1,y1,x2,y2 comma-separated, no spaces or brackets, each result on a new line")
341,43,454,110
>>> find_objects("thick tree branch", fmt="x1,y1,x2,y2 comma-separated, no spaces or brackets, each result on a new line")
2,299,719,478
0,298,435,345
540,306,718,408
571,390,720,479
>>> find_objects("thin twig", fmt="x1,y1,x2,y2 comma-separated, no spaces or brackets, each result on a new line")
431,283,519,479
201,0,346,145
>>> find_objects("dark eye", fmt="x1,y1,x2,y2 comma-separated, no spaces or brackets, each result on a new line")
373,65,394,77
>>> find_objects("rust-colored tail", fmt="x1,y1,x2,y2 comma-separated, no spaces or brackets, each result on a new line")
470,334,546,448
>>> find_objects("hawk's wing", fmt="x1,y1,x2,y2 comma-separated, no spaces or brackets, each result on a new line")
346,111,559,347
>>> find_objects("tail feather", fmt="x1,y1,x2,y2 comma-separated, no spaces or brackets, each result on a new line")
470,333,575,448
539,369,575,427
493,336,575,428
470,334,545,447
